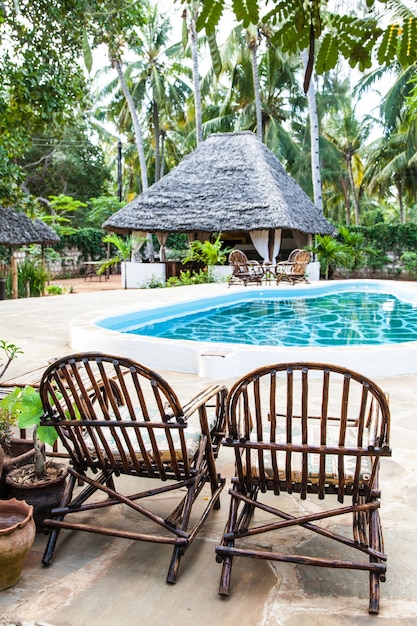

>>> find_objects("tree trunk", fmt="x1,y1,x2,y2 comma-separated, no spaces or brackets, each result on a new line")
153,100,161,182
341,178,351,226
301,49,322,211
347,151,360,225
113,58,148,192
396,178,404,223
248,26,262,141
113,56,154,260
189,11,203,145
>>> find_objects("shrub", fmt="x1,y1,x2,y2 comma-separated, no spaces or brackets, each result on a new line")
401,251,417,278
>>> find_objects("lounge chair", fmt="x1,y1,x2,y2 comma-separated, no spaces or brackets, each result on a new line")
275,249,311,284
38,352,227,583
228,250,264,286
215,362,391,614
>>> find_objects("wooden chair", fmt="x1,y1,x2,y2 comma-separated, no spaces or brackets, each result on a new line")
38,352,227,583
228,250,264,287
215,362,391,614
275,249,311,284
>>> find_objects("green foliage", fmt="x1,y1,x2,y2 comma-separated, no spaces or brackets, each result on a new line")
352,223,417,258
45,284,65,295
14,386,58,448
198,0,417,76
365,248,391,273
307,236,350,280
14,259,50,297
166,269,214,286
183,233,231,266
85,197,125,229
55,229,107,261
337,226,367,272
400,251,417,277
0,387,20,446
100,233,146,288
140,275,165,289
41,194,86,236
21,125,111,206
0,340,23,381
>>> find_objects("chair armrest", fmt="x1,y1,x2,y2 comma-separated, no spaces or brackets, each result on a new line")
181,384,227,438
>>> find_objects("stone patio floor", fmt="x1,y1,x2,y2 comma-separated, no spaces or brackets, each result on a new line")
0,278,416,625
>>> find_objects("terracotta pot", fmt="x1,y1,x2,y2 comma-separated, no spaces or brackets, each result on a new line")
6,462,68,532
0,498,36,591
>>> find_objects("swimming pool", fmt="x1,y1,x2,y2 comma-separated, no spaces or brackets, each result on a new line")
112,291,417,347
69,280,417,379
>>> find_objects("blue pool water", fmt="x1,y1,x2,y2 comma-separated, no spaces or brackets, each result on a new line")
97,284,417,348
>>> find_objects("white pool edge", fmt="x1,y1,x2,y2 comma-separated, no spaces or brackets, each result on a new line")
69,280,417,379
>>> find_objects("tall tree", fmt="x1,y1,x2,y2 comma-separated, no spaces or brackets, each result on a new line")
301,49,323,210
0,0,89,207
322,96,370,225
197,1,417,83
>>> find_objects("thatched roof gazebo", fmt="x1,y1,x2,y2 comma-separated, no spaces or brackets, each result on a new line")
103,131,334,263
0,206,60,299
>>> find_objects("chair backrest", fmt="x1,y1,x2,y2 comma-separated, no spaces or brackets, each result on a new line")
39,353,204,481
225,362,391,502
290,250,311,274
287,249,302,262
228,250,249,266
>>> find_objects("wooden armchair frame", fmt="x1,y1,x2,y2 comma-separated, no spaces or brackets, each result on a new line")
228,250,264,287
215,362,391,614
275,249,311,285
39,352,227,583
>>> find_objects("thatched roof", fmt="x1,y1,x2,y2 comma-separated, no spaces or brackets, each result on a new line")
104,131,334,235
0,207,60,246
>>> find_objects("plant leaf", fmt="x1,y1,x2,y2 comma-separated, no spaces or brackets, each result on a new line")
37,425,58,446
82,27,93,74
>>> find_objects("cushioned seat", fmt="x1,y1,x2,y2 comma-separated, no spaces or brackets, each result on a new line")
243,421,371,484
83,406,218,463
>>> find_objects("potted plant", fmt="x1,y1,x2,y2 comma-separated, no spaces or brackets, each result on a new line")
0,389,36,496
4,386,67,531
99,232,148,289
183,233,232,282
0,342,39,495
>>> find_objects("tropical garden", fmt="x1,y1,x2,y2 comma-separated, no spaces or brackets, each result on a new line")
1,0,417,294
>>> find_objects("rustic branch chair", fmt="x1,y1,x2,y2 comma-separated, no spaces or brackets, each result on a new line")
228,250,264,287
275,249,311,285
215,362,391,614
38,352,227,583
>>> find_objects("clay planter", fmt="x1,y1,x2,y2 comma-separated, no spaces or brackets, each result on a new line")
6,462,68,532
0,498,36,591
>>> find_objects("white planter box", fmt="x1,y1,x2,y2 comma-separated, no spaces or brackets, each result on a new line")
306,261,320,282
121,262,166,288
208,265,232,282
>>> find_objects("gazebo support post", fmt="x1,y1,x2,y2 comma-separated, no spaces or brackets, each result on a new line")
11,252,18,300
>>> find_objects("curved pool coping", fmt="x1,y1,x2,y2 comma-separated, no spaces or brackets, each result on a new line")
69,279,417,379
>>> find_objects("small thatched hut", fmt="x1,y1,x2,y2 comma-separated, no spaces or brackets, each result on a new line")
0,207,60,298
103,131,334,263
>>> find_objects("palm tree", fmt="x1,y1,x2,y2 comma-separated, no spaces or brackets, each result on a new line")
301,49,323,211
321,96,370,225
181,1,204,145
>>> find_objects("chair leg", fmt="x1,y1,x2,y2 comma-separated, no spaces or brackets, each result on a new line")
42,473,76,566
166,545,184,584
219,556,233,596
216,485,241,596
368,505,385,614
369,571,380,615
